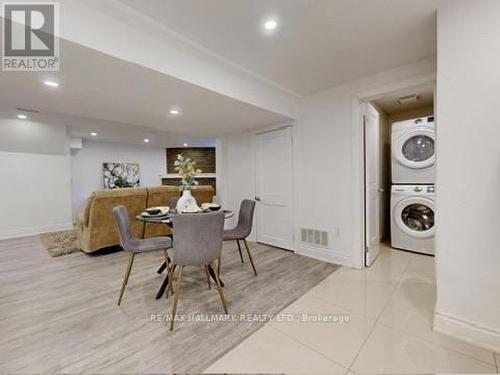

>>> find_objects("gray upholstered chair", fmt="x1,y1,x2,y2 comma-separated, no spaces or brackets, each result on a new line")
223,199,257,276
113,205,172,306
166,211,227,330
169,196,180,210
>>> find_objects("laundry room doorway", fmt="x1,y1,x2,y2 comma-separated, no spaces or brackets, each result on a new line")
360,83,435,267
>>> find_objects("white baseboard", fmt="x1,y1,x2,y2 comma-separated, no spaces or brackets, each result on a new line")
0,223,74,241
434,311,500,353
296,245,353,267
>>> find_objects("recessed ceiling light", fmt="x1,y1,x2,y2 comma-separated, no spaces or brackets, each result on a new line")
144,138,150,143
17,114,27,119
264,18,278,31
183,143,188,147
169,109,180,115
91,132,97,136
43,80,59,87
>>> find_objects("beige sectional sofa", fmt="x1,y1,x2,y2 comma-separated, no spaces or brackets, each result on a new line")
78,185,214,253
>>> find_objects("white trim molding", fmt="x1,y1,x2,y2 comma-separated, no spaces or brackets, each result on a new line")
434,311,500,353
296,244,353,268
0,223,75,241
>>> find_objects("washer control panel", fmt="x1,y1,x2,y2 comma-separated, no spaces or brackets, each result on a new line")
393,185,435,195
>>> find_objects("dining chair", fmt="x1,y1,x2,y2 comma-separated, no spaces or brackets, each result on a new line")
223,199,257,276
169,196,180,210
164,196,211,290
166,211,227,330
113,205,173,306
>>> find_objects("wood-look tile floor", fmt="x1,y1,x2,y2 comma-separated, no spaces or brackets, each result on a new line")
0,236,339,374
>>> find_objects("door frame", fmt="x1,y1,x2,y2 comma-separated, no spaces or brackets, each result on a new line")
351,73,437,269
363,102,382,266
254,123,296,251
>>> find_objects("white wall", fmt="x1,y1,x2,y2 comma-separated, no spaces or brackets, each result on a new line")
70,140,167,220
217,132,257,237
0,117,73,239
0,152,73,240
0,117,67,154
433,0,500,352
218,59,436,267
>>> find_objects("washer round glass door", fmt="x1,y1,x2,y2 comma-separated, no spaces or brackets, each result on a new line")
394,128,435,169
394,197,435,239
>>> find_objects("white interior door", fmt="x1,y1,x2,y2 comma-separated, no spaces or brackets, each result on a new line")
255,127,294,250
364,104,381,266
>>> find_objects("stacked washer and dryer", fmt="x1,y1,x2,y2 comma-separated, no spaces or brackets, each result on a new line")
391,116,436,255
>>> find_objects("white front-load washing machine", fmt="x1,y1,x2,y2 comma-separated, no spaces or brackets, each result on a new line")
392,116,435,184
391,184,435,255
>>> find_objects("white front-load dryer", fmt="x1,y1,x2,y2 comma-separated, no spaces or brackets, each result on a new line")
391,184,435,255
392,116,435,184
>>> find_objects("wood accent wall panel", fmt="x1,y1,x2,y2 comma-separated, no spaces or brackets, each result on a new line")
167,147,215,174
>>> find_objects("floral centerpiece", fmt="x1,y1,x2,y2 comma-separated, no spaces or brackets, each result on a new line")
173,154,202,212
174,154,202,191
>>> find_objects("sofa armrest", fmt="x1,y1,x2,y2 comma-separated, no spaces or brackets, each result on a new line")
82,197,93,228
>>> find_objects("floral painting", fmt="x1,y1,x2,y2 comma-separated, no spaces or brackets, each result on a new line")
103,163,140,189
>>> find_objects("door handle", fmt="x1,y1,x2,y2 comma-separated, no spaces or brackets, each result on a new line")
378,188,385,193
255,196,261,202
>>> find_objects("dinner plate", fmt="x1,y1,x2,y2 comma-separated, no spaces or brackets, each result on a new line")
143,206,169,216
141,211,169,218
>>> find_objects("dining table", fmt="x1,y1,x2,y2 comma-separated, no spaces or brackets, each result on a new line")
136,208,234,299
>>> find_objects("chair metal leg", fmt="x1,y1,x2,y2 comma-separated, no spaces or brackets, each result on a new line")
170,266,184,331
217,257,221,279
203,265,211,290
156,260,167,274
165,262,174,299
156,251,171,274
167,260,175,295
213,260,228,314
236,240,244,263
117,252,135,306
243,239,258,276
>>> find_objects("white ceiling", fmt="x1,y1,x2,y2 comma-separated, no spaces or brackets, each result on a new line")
373,85,434,114
119,0,446,96
0,38,291,141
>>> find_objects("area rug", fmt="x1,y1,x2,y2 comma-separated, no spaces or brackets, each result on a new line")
55,242,341,373
39,229,80,257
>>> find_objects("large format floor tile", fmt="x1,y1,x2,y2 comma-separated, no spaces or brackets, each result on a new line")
335,246,413,283
400,252,436,284
379,295,496,365
270,293,376,368
351,324,497,374
309,271,397,319
390,276,436,315
203,324,348,374
204,245,499,374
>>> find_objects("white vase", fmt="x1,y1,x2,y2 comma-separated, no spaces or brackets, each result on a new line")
176,190,199,212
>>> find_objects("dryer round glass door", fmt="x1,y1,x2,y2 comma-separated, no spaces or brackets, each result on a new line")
394,197,435,239
394,128,435,169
